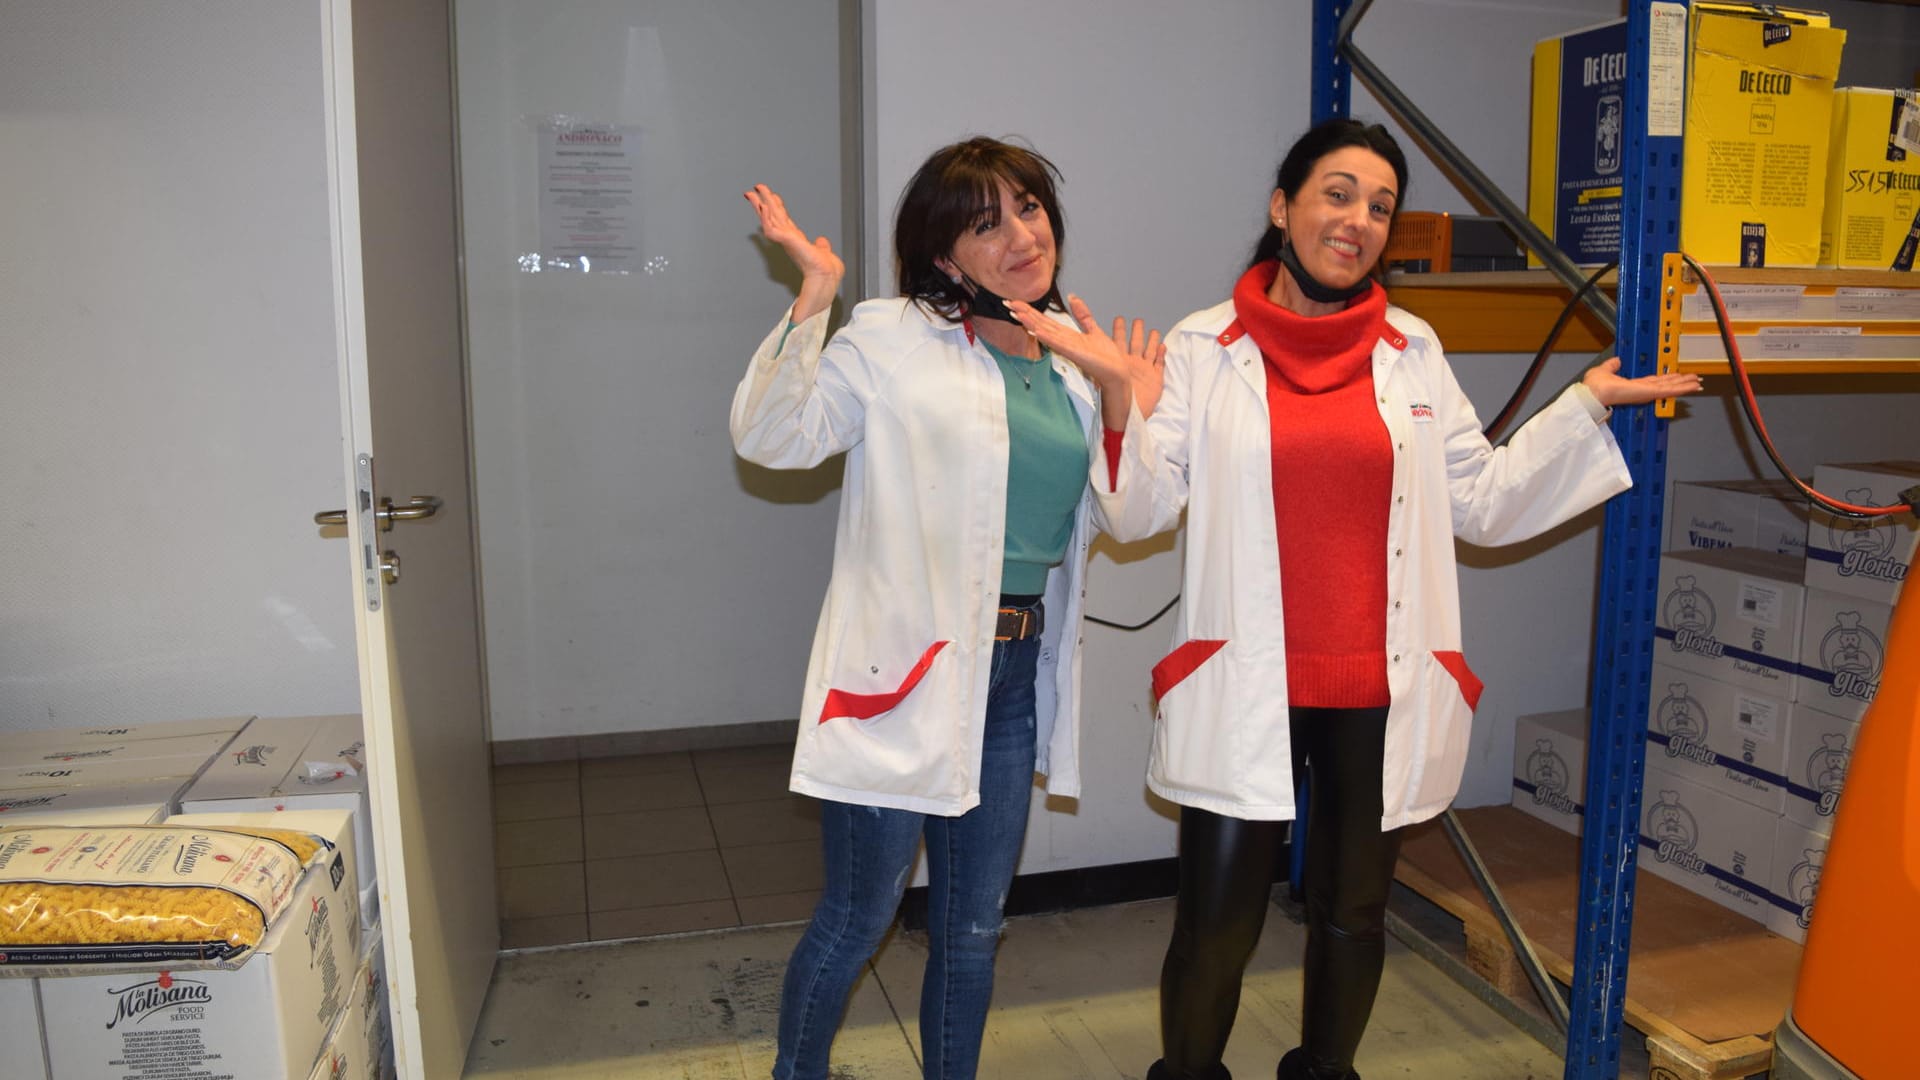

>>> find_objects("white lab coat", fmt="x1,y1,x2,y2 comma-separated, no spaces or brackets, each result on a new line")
731,297,1099,816
1097,298,1630,830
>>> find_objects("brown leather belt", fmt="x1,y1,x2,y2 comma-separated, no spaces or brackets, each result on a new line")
995,604,1043,641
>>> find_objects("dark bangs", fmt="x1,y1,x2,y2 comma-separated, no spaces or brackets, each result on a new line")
894,137,1066,322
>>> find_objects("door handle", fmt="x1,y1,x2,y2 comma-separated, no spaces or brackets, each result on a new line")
314,495,444,532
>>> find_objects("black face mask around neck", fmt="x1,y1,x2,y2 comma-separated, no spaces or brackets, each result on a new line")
1277,234,1375,305
955,273,1044,325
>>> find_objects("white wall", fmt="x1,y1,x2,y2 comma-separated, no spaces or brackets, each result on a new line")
457,0,849,741
0,1,361,733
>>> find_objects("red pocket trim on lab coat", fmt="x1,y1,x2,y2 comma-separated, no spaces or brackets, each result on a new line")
818,641,951,724
1151,639,1228,701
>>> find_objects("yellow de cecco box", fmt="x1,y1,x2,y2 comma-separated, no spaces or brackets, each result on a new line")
1822,88,1920,270
1681,4,1846,267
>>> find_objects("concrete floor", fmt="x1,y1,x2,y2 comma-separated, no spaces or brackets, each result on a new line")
463,896,1564,1079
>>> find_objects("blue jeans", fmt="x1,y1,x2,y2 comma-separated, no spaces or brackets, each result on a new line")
772,634,1040,1080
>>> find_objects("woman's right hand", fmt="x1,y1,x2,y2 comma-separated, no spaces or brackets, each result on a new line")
1009,294,1166,428
746,184,844,323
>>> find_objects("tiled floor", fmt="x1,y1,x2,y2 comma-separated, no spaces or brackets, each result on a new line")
492,743,823,948
463,896,1568,1079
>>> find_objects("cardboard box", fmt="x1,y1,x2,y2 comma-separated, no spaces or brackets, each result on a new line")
1795,588,1891,720
1667,478,1810,557
1767,817,1830,943
1528,18,1628,266
307,932,393,1080
0,729,237,772
0,716,252,754
1783,702,1857,831
1647,662,1789,813
1511,708,1588,835
38,809,360,1080
1681,5,1846,267
181,715,379,930
1655,548,1806,697
1640,760,1776,922
1821,88,1920,270
0,977,49,1080
0,751,224,793
0,779,181,825
1804,460,1920,605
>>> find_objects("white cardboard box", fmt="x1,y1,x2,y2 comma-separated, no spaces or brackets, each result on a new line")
38,809,361,1080
181,715,379,930
1639,760,1776,922
1511,708,1588,836
1,716,252,754
0,730,235,779
307,932,392,1080
0,779,182,825
1655,548,1806,698
1646,662,1790,813
1783,702,1858,832
1803,460,1920,605
1767,817,1830,944
1794,588,1893,721
0,977,49,1080
1667,478,1811,558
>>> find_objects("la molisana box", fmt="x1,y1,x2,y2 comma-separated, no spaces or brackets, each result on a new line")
1529,19,1628,266
1681,5,1845,267
1821,87,1920,270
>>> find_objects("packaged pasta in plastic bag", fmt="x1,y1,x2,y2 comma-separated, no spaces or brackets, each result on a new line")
0,823,329,972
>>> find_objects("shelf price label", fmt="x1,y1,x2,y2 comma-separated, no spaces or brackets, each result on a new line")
1835,288,1920,319
1683,284,1806,321
1756,326,1865,358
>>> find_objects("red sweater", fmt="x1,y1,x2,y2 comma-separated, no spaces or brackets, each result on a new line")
1233,261,1392,708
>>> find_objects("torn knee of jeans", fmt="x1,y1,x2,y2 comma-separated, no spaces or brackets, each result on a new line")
961,918,1005,940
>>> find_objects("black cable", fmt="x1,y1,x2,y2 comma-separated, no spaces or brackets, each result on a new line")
1482,260,1618,440
1084,593,1179,632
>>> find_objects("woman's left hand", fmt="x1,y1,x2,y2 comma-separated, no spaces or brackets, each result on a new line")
1581,357,1705,407
1008,295,1166,425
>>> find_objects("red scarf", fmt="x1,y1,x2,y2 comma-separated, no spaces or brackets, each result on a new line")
1231,261,1392,708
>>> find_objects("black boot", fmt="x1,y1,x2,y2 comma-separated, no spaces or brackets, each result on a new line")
1148,1060,1233,1080
1277,1047,1360,1080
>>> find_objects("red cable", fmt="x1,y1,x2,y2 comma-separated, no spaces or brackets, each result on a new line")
1685,254,1913,519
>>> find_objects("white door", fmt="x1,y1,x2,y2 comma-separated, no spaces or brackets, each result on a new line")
324,1,499,1077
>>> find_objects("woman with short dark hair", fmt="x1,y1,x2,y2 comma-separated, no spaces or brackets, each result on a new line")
734,136,1163,1080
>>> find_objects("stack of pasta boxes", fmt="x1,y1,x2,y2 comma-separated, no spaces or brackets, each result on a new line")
0,714,394,1080
1513,462,1917,942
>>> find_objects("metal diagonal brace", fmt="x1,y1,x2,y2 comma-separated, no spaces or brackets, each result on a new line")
1333,0,1618,332
1440,809,1571,1034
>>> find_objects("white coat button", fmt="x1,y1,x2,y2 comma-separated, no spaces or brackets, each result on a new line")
1397,442,1405,451
1394,548,1403,557
1396,495,1404,504
1393,654,1401,662
1394,600,1402,609
1378,396,1387,404
870,665,879,674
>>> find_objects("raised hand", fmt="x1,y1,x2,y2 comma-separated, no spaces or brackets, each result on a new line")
746,184,844,323
1008,294,1166,428
1580,357,1705,407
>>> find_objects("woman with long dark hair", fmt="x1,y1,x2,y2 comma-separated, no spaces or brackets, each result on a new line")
1015,118,1700,1080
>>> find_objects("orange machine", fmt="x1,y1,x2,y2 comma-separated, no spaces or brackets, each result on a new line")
1774,576,1918,1078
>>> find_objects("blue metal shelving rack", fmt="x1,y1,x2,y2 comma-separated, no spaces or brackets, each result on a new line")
1310,2,1684,1077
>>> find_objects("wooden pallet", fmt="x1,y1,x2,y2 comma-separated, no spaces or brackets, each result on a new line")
1395,806,1801,1080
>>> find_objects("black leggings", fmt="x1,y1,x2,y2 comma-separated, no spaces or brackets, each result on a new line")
1159,706,1402,1076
